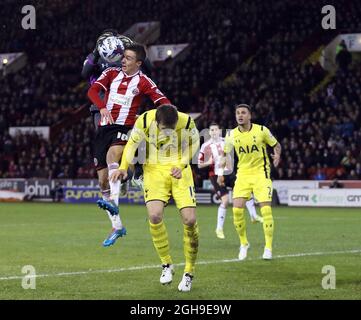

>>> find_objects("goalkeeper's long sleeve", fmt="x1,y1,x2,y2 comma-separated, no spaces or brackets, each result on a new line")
81,52,99,80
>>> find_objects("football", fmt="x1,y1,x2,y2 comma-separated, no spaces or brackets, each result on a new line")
97,35,125,63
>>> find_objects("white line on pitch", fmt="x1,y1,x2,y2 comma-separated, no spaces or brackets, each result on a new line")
1,249,360,281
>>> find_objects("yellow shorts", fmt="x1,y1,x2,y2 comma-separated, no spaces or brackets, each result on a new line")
233,173,273,203
143,165,196,209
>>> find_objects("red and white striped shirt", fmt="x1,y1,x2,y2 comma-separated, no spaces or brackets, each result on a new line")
198,138,226,177
88,67,170,126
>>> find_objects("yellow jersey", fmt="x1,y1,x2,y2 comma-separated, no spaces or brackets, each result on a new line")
120,109,199,169
224,123,278,177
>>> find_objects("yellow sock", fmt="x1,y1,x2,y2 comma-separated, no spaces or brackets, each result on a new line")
183,223,199,274
260,206,274,250
233,207,248,246
149,221,172,265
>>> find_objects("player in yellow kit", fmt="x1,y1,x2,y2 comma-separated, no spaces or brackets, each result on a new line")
110,104,199,292
217,104,281,260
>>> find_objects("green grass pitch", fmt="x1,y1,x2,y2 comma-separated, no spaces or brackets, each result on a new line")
0,203,360,300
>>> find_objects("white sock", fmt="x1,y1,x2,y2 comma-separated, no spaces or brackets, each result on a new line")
216,204,227,230
246,198,257,219
110,213,123,230
108,163,120,206
102,188,122,229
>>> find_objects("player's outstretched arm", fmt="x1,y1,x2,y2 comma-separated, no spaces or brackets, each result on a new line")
197,156,213,169
113,116,147,182
87,83,106,109
87,83,114,124
263,126,281,167
109,169,128,183
142,75,171,106
271,142,282,167
99,108,114,124
109,138,140,182
81,50,100,79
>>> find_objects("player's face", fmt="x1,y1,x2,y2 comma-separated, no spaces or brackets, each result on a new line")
236,107,251,125
121,50,141,75
209,125,220,139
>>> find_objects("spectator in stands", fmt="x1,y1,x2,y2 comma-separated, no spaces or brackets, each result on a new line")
50,182,64,202
330,178,343,189
347,170,358,180
355,163,361,179
336,40,352,73
274,167,285,180
335,168,347,180
313,168,326,181
325,84,338,109
341,150,356,170
295,166,307,180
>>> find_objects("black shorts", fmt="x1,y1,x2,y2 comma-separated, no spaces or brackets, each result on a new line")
93,125,132,170
210,175,235,199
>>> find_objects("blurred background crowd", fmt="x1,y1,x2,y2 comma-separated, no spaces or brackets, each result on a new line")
1,0,361,185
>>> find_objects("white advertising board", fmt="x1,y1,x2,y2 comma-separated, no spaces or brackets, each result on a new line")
288,189,361,207
9,126,50,139
147,44,189,62
273,181,318,205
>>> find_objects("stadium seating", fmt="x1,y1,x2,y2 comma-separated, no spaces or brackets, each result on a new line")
1,0,361,180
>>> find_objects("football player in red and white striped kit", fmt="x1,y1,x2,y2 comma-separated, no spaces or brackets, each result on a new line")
198,123,263,240
88,42,170,246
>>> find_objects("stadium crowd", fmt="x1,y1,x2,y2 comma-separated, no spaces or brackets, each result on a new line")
0,118,95,179
0,55,85,127
1,0,361,182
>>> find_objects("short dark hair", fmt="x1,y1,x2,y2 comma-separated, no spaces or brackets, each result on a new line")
209,122,220,128
125,42,147,63
156,104,178,128
235,104,252,112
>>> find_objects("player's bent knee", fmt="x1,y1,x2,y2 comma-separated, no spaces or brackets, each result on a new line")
107,145,124,163
232,203,245,209
233,197,247,208
148,214,163,224
260,205,272,217
180,207,196,226
183,216,197,227
181,213,197,226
